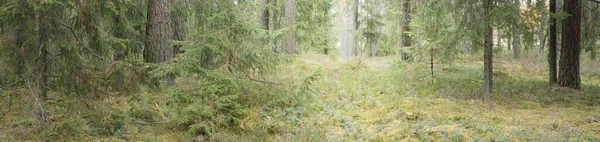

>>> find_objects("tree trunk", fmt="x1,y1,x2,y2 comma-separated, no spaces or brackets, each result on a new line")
513,30,521,59
484,0,493,95
283,0,296,54
549,0,558,84
539,1,548,53
145,0,174,63
400,0,412,60
37,5,51,102
34,2,53,128
15,0,30,77
508,34,512,51
586,1,597,60
513,0,521,59
258,0,270,30
271,0,281,53
497,30,502,47
558,0,582,89
172,9,187,55
339,0,357,59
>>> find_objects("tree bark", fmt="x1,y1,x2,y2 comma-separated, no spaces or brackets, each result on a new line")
339,0,357,59
172,9,187,55
539,1,548,53
145,0,175,63
37,4,52,102
586,1,597,60
558,0,582,89
400,0,412,60
484,0,493,94
549,0,558,84
283,0,296,54
513,30,521,59
513,0,521,59
497,30,502,48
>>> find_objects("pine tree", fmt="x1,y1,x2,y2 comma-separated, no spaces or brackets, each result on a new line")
558,0,582,89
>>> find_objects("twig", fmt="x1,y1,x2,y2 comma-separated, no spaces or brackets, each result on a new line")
240,76,281,85
26,80,51,125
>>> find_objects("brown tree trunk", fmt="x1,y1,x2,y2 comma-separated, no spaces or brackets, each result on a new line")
549,0,558,84
484,0,493,95
145,0,175,63
513,0,521,59
283,0,296,54
172,9,187,55
558,0,582,89
401,0,412,60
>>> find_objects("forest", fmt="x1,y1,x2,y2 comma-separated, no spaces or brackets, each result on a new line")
0,0,599,141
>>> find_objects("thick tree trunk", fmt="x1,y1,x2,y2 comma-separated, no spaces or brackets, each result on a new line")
283,0,296,54
145,0,174,63
549,0,558,84
484,0,493,95
339,0,357,59
558,0,582,89
400,0,412,60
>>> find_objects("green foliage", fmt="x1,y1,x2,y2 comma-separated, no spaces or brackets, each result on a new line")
296,0,335,53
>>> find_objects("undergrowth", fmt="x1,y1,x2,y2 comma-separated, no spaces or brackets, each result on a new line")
1,52,600,141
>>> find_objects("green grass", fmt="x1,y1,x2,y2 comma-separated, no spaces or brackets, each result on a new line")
1,52,600,141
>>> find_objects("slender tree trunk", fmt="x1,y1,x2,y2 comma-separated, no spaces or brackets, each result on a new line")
15,0,30,77
401,0,412,60
539,1,548,53
484,0,493,94
271,0,281,53
172,9,187,55
37,5,51,102
283,0,296,54
586,1,597,60
513,30,521,59
513,0,521,59
497,30,502,48
34,2,53,129
112,15,126,92
549,0,558,84
508,34,512,51
259,0,270,30
558,0,582,89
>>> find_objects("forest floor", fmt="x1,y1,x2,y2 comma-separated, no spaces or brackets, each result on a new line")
2,52,600,141
246,53,600,141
